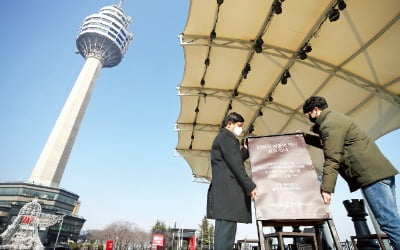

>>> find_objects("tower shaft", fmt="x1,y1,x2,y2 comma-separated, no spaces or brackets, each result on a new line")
29,57,103,187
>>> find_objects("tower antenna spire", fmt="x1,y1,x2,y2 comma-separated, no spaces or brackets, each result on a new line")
118,0,124,8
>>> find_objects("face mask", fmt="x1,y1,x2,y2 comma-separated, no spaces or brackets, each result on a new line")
233,126,243,136
309,115,317,123
308,110,317,123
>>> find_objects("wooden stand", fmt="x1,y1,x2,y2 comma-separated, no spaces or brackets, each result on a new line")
256,219,342,250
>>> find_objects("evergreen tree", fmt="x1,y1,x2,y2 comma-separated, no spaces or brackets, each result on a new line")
151,220,168,234
199,215,214,249
150,220,172,249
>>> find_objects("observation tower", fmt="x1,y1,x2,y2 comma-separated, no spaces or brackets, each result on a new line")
29,2,133,187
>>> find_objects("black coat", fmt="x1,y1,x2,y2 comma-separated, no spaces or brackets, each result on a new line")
207,128,256,223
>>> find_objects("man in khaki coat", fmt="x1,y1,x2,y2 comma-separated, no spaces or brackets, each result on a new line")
302,96,400,249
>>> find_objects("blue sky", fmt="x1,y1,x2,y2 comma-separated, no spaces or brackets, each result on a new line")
0,0,399,242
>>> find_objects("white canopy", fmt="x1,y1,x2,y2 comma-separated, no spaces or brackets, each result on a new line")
176,0,400,181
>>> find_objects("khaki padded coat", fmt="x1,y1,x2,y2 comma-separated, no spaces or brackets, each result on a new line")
311,109,398,193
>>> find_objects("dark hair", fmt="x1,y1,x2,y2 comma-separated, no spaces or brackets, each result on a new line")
302,96,328,113
222,112,244,128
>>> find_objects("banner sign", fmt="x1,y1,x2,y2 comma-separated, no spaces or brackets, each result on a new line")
152,234,165,247
105,240,114,250
189,236,196,250
247,133,330,221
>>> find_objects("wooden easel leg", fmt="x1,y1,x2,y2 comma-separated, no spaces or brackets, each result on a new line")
376,234,386,250
257,221,267,250
327,219,342,250
311,233,318,250
278,233,284,250
314,224,323,249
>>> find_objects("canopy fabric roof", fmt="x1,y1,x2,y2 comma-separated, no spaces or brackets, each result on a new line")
176,0,400,181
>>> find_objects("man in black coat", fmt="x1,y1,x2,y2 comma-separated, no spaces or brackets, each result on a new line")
207,112,257,250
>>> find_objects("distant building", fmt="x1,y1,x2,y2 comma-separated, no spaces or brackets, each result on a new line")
171,228,197,250
0,182,85,246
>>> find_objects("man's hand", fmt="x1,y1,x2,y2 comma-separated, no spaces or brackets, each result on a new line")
321,191,332,204
241,139,248,149
249,188,257,200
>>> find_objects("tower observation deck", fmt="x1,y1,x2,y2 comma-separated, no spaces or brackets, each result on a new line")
29,4,133,187
76,4,133,67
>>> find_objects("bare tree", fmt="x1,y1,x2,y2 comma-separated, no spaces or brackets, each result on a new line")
131,229,151,249
88,220,151,250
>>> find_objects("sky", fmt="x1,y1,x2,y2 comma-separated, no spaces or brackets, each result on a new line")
0,0,399,243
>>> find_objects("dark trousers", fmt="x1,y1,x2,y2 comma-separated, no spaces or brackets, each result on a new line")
214,219,237,250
